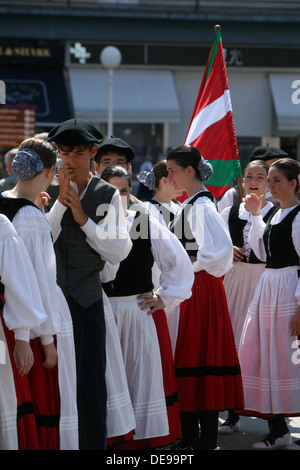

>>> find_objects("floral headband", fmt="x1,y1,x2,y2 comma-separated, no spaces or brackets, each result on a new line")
12,149,45,180
137,169,156,190
198,157,213,181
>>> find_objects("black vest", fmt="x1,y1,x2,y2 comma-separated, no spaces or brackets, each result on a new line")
102,211,154,297
170,190,214,257
0,195,38,221
50,176,116,308
263,205,300,269
228,204,277,264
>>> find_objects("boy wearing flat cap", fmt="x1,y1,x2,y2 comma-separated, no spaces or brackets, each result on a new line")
94,136,135,175
249,144,288,165
46,119,132,450
94,136,146,210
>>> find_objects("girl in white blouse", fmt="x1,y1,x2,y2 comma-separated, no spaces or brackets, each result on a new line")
100,165,194,450
219,161,275,434
137,160,183,353
166,144,244,450
1,138,77,450
239,157,300,449
0,214,47,449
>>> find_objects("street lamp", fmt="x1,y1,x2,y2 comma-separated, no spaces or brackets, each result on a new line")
100,46,122,137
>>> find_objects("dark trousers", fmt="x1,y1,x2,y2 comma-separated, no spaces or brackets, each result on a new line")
67,296,107,450
180,410,219,450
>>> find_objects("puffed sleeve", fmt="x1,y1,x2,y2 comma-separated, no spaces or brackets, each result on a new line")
186,198,233,277
247,214,267,262
100,261,120,283
149,215,194,309
220,206,231,228
0,214,47,342
144,201,166,227
11,207,61,341
217,187,235,213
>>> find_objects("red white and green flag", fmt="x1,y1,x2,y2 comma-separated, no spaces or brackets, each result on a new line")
185,26,242,200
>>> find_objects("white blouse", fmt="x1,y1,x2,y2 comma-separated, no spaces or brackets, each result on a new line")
2,191,61,342
221,201,274,261
249,206,300,305
144,200,181,229
182,191,233,277
104,210,194,309
0,214,47,342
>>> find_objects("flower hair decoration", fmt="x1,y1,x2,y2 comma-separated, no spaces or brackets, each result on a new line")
12,149,45,180
137,169,156,190
198,157,213,181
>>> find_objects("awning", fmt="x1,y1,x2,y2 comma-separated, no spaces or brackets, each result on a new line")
269,73,300,135
0,66,72,128
68,67,180,124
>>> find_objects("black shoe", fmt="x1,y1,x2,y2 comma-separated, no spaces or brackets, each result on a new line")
169,439,194,451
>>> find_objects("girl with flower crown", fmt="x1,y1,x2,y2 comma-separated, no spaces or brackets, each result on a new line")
166,145,244,450
0,138,77,450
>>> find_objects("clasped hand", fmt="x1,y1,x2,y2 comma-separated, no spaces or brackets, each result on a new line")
58,168,88,226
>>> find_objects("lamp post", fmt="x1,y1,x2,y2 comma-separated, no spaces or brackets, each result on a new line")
100,46,122,137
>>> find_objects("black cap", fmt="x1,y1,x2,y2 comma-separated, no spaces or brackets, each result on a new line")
96,137,135,162
48,119,103,146
249,145,288,162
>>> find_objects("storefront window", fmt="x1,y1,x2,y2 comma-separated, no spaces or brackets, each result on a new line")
100,122,164,175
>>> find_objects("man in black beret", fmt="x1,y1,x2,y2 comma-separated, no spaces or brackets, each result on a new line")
94,136,146,210
46,119,132,450
48,118,104,147
94,136,135,175
249,145,288,165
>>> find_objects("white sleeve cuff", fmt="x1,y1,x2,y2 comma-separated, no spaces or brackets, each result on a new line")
80,217,94,237
39,335,54,346
14,328,31,343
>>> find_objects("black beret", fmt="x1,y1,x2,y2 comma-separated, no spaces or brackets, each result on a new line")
96,137,135,162
48,119,103,146
249,145,288,162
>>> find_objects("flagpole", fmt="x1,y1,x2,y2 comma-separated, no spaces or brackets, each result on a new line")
237,175,244,202
215,24,244,203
